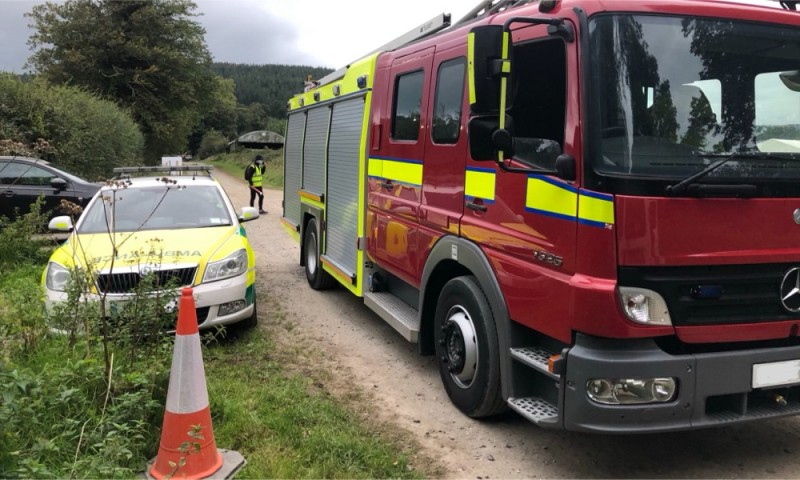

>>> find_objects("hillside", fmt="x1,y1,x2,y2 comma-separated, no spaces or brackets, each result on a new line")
212,63,334,119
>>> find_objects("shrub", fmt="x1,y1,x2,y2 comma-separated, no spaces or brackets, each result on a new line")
197,129,229,159
0,74,144,180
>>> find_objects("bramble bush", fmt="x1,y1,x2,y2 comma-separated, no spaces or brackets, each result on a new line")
0,211,178,479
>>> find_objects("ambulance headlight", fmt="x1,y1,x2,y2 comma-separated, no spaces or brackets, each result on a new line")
618,287,671,326
587,378,677,405
45,262,70,292
203,249,248,283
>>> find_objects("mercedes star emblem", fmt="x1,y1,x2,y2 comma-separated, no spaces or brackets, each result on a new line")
780,267,800,313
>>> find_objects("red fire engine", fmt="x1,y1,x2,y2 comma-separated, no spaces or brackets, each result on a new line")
282,0,800,432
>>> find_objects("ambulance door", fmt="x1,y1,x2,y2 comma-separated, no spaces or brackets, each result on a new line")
368,47,434,286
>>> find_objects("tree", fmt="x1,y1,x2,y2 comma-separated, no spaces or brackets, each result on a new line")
26,0,218,163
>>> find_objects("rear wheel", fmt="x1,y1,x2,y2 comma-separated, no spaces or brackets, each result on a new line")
304,218,336,290
434,276,505,417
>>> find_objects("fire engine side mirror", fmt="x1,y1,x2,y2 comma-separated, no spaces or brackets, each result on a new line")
468,25,512,115
468,115,515,160
780,70,800,92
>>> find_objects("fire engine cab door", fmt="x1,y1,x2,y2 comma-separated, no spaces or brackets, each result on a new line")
368,47,434,286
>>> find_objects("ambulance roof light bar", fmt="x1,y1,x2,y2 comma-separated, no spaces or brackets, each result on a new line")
112,165,214,178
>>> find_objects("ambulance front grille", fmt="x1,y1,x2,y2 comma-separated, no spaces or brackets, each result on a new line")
96,267,197,294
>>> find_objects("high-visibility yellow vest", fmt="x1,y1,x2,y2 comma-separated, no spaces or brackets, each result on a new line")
251,165,263,187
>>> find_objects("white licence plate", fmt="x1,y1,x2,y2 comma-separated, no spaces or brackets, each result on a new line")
752,359,800,389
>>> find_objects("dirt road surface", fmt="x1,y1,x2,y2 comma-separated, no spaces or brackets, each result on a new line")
216,167,800,479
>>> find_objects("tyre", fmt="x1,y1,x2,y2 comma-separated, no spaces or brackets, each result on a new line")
434,275,505,417
303,218,336,290
230,292,258,331
238,293,258,329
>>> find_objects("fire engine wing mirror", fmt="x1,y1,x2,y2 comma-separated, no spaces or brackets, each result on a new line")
780,70,800,92
468,115,515,161
468,25,512,116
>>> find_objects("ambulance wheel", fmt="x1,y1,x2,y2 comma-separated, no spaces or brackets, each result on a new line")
304,218,336,290
434,276,505,418
239,294,258,329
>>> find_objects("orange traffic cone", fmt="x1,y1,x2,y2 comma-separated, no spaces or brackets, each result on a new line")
148,287,244,479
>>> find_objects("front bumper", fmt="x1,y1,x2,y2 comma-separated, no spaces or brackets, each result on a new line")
561,334,800,433
44,272,255,330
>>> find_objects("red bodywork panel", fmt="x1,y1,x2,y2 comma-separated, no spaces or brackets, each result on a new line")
364,0,800,346
617,197,800,266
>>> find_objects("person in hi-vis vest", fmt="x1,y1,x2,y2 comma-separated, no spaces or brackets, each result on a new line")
244,154,266,214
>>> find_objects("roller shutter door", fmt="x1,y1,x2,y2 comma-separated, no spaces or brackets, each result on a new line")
324,97,365,276
302,107,330,195
284,112,305,226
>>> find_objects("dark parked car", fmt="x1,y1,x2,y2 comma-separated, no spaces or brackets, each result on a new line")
0,156,101,221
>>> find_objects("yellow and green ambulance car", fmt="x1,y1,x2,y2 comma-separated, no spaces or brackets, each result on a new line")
42,166,259,331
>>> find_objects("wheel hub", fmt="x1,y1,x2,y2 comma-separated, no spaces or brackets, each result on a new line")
440,307,477,388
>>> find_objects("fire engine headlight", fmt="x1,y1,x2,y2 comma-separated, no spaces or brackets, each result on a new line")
203,249,248,283
45,262,70,292
618,287,672,326
587,378,677,405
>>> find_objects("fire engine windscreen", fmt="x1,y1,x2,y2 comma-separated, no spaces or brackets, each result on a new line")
590,14,800,187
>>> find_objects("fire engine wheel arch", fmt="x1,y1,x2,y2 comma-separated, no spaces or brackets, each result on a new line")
434,275,506,417
303,216,336,290
420,236,512,416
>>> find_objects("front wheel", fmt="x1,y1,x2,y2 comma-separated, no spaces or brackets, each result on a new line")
434,276,505,417
303,218,336,290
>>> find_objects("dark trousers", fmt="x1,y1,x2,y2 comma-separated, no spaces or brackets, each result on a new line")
249,186,264,210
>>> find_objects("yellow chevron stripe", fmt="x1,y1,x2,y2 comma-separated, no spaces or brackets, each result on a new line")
525,177,577,220
578,192,615,226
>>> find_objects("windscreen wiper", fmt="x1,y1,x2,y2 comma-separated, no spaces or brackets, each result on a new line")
664,151,798,197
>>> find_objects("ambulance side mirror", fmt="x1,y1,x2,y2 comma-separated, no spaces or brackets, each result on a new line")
468,25,512,115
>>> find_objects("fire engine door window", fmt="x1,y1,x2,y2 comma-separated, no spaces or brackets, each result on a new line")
508,38,567,171
432,58,466,144
392,70,424,141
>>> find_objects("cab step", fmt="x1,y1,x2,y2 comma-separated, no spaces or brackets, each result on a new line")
508,397,560,426
510,347,560,380
364,291,419,342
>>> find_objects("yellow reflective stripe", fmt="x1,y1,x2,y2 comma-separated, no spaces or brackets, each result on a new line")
367,157,382,178
467,32,476,105
578,191,615,226
369,157,422,186
525,176,578,220
465,167,495,201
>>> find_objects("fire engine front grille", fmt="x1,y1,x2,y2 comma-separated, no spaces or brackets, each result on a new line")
619,263,799,327
97,267,197,294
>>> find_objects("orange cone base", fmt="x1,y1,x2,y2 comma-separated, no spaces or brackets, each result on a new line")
146,449,246,480
149,406,223,480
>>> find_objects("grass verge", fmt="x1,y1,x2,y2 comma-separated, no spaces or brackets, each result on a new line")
205,328,425,478
203,149,284,188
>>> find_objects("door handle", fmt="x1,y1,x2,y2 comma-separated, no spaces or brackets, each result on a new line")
466,201,487,212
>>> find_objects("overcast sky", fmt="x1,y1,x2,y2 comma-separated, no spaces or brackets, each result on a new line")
0,0,470,72
0,0,790,73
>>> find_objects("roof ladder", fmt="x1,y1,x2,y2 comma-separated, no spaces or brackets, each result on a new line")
315,13,451,87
